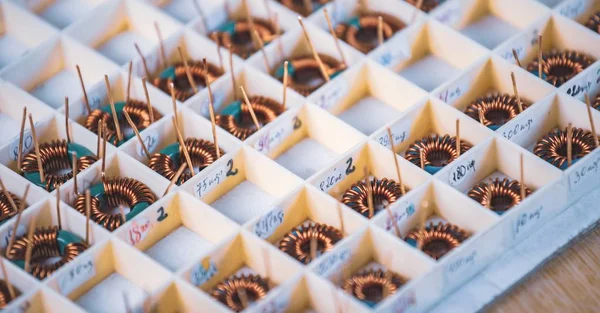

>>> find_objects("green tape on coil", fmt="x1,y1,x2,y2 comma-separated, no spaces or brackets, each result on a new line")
10,230,84,269
99,101,138,146
87,182,151,223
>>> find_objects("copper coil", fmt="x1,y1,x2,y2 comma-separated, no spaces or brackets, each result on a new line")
405,135,472,169
278,0,330,16
216,96,284,140
464,93,530,128
405,0,444,13
84,100,162,145
343,269,405,304
526,50,595,87
73,177,155,231
283,54,346,96
21,140,97,191
594,94,600,111
341,178,404,219
278,223,343,264
405,222,468,260
533,127,596,169
0,280,20,308
585,12,600,34
210,18,276,59
6,226,86,280
210,274,271,312
468,178,532,214
154,61,223,102
149,138,223,184
0,191,21,224
335,12,405,54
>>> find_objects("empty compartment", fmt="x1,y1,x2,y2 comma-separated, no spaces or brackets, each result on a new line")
147,279,229,312
22,0,104,29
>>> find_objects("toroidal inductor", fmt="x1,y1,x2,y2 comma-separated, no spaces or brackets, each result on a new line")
274,54,346,96
6,226,86,280
210,18,277,59
278,222,343,264
405,222,469,260
464,93,531,130
405,134,472,174
278,0,330,17
74,177,155,231
211,274,271,312
405,0,446,13
468,178,532,214
21,139,97,192
0,191,22,225
593,94,600,111
585,12,600,34
534,127,596,170
341,177,405,218
216,96,284,141
149,138,223,185
526,49,595,87
0,279,20,308
343,269,406,307
154,60,223,102
335,12,406,53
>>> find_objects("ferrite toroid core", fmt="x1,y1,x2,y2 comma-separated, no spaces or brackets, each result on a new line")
6,226,86,280
279,0,330,16
343,269,405,305
586,12,600,34
468,178,531,214
405,0,445,13
534,127,596,169
154,60,223,102
526,50,595,87
405,135,472,173
216,96,283,140
341,177,404,218
405,222,469,260
278,223,343,264
210,18,276,59
0,280,20,308
464,93,530,129
335,12,405,53
149,138,223,185
0,191,22,224
277,54,346,96
211,274,271,312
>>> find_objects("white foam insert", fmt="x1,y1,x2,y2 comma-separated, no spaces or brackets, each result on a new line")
76,273,146,313
338,97,401,135
275,138,338,179
98,31,153,65
145,226,211,272
0,34,29,68
399,55,459,92
460,15,519,49
0,113,18,146
30,69,80,109
40,0,93,29
211,180,276,225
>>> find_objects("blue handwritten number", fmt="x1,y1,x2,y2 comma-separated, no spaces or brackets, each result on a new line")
157,207,168,221
293,116,302,130
226,159,238,176
345,158,355,175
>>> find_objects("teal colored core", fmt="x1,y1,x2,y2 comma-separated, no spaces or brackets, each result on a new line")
220,100,243,122
347,16,361,29
275,62,295,80
158,142,185,184
529,69,548,81
100,101,141,146
10,230,83,270
87,182,151,225
488,125,501,131
406,238,418,247
218,21,236,35
559,157,581,170
424,165,443,175
159,66,176,80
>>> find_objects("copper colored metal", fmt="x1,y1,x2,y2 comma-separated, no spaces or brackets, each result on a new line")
343,269,405,304
405,222,468,260
154,61,223,102
0,191,21,224
282,54,346,96
468,178,531,214
211,274,271,312
585,12,600,34
341,177,404,219
149,138,223,184
405,0,445,13
534,127,596,169
0,280,20,308
405,135,472,169
21,140,97,191
278,222,343,264
216,96,283,140
464,93,530,128
5,226,86,280
210,18,276,59
335,12,405,53
279,0,330,17
73,177,155,231
593,94,600,111
526,50,595,87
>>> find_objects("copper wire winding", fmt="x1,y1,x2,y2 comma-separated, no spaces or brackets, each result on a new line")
73,178,156,231
341,178,404,218
405,0,444,13
149,138,223,184
278,0,330,16
464,93,530,128
0,280,20,308
21,140,97,191
468,178,531,214
278,223,343,264
593,94,600,111
405,222,469,260
526,50,595,87
211,274,271,312
533,127,596,169
585,12,600,34
216,96,284,140
210,18,276,59
284,54,346,96
5,226,86,280
0,191,21,224
405,135,472,169
335,12,405,54
343,269,405,304
154,61,223,102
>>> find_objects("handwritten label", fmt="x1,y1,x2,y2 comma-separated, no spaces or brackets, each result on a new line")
201,90,225,116
563,74,592,100
137,128,159,157
448,159,476,187
254,208,284,239
312,79,349,111
498,36,527,64
502,118,534,140
316,157,356,192
433,0,462,26
3,225,26,248
255,295,289,313
190,257,217,286
444,250,477,282
8,130,33,161
126,217,154,246
436,76,471,105
569,154,600,190
385,203,416,232
392,290,417,313
559,0,586,19
315,248,351,277
254,115,299,154
58,254,96,295
514,206,544,238
194,159,237,198
376,119,410,149
373,32,412,67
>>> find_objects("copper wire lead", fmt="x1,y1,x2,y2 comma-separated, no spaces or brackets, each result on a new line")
526,50,595,87
0,279,20,308
464,93,530,128
211,274,271,312
341,177,404,218
154,61,223,102
278,223,343,264
405,135,472,170
210,18,277,59
216,96,283,140
335,12,405,53
281,54,345,96
534,127,596,169
468,178,531,214
405,222,468,260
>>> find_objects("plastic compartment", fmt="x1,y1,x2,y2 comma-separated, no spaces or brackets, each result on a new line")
557,0,600,33
148,279,229,313
143,0,223,24
13,0,106,30
5,288,87,313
